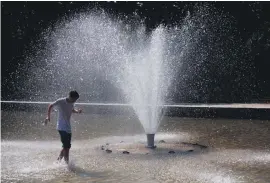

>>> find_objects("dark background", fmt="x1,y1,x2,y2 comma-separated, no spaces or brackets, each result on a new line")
2,1,270,103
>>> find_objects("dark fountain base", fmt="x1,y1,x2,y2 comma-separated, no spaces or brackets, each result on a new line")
146,134,156,149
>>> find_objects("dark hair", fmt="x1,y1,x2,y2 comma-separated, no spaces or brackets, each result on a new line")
69,90,79,99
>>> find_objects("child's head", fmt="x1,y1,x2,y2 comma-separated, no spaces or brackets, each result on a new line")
68,90,79,103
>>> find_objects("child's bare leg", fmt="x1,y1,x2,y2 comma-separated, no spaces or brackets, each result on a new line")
63,148,70,164
57,148,64,161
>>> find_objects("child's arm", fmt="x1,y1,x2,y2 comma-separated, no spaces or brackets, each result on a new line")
46,104,53,121
45,99,60,124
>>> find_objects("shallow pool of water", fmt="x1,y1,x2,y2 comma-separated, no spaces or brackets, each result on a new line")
2,111,270,182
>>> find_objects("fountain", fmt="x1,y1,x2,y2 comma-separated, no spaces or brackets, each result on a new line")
23,12,180,148
20,6,249,148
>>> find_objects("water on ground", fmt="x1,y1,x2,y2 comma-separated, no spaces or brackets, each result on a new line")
2,111,270,183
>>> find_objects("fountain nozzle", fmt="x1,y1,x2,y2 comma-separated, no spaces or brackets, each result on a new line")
146,134,156,148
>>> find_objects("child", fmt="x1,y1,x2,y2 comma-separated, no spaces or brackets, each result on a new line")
45,91,82,164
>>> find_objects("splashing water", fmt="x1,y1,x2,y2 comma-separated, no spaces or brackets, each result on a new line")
23,12,178,134
18,6,252,134
46,14,174,134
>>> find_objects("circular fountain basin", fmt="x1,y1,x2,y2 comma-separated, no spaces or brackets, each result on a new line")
100,141,206,155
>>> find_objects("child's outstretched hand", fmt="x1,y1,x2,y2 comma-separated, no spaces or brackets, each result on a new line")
43,117,50,125
77,109,82,113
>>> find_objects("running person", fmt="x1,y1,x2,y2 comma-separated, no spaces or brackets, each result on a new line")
45,91,82,164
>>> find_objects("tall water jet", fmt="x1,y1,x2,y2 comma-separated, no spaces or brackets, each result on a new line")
119,26,170,148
